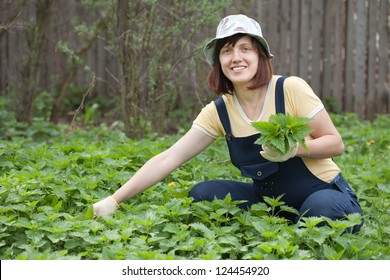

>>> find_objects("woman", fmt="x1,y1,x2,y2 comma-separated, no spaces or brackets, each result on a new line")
93,14,363,232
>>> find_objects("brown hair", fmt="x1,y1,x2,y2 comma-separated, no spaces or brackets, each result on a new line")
207,34,273,95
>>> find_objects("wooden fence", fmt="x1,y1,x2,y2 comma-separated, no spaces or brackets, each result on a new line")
0,0,389,121
255,0,389,119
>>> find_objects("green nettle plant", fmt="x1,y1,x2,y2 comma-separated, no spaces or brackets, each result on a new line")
252,114,312,154
0,110,389,260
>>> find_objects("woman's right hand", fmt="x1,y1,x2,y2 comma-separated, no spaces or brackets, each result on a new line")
93,196,119,218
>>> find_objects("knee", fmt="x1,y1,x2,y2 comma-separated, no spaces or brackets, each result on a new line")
298,190,363,233
299,190,344,219
188,182,213,202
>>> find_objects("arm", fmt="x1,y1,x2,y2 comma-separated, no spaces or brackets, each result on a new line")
261,78,344,162
296,108,344,159
112,128,214,203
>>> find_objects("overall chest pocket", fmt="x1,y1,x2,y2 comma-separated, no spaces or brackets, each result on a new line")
240,161,279,181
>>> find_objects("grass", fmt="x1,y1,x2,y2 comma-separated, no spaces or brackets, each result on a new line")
0,113,389,260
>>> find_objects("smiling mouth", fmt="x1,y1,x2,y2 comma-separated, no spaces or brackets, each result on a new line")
231,66,246,71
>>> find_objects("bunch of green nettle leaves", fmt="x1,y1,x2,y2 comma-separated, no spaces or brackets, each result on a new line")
252,114,312,154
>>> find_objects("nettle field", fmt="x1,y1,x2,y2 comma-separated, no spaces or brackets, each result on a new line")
0,114,389,260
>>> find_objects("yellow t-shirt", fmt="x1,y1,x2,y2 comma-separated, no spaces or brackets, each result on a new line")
192,75,340,183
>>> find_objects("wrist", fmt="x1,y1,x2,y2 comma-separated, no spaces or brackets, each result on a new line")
296,143,310,158
110,196,119,206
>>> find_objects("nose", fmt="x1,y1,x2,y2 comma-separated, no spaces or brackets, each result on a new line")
232,48,242,62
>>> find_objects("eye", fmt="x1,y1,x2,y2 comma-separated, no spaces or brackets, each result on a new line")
221,47,232,54
241,45,252,52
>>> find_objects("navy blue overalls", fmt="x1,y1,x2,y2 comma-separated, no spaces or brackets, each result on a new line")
190,76,363,232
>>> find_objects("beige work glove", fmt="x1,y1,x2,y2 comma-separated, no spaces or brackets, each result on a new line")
93,196,119,218
260,144,298,162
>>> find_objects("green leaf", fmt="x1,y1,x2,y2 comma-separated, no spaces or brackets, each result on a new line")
300,216,325,228
101,247,117,260
190,222,215,239
84,205,95,220
163,223,181,234
322,244,345,260
252,114,312,154
279,205,299,215
263,195,285,208
104,229,121,242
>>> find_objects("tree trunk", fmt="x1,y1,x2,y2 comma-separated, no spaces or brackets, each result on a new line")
17,0,54,123
116,0,143,138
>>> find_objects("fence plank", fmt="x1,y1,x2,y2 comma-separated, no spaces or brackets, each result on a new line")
354,0,367,117
345,0,355,112
290,1,300,75
0,32,6,91
299,0,309,80
278,0,290,76
377,0,389,114
310,0,323,95
367,0,378,119
333,0,344,107
322,0,334,101
268,0,279,56
8,31,20,91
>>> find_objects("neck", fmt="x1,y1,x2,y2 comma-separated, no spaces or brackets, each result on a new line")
235,85,264,103
235,85,267,121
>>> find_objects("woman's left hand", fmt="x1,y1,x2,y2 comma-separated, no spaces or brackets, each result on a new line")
260,144,298,162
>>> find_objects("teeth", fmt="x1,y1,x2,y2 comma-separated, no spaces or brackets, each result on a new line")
232,66,246,71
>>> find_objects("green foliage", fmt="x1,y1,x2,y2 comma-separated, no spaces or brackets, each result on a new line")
105,0,232,137
252,114,312,154
56,41,83,66
0,113,389,260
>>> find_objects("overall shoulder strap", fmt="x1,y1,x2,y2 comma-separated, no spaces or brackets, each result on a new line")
214,96,233,140
275,76,287,114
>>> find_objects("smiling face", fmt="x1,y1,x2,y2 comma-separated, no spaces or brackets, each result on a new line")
207,33,273,95
218,35,259,88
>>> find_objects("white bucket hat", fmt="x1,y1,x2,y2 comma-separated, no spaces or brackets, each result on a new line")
204,14,273,66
